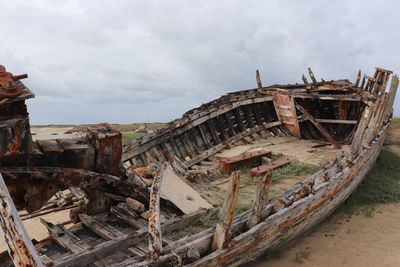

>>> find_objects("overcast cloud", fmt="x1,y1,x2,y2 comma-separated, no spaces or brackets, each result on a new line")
0,0,399,124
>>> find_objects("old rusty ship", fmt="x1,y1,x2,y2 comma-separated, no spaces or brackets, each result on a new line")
0,65,397,266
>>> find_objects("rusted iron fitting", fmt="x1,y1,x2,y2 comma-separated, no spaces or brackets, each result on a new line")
0,65,28,98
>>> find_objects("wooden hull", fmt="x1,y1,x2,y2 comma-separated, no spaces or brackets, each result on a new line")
189,128,386,266
0,67,397,267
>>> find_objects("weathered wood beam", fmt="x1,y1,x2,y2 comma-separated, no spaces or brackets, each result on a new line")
212,171,241,251
148,164,165,260
295,101,340,148
354,69,361,87
0,172,45,267
79,214,122,240
308,67,317,84
111,203,146,230
256,70,262,88
41,218,90,253
247,171,272,229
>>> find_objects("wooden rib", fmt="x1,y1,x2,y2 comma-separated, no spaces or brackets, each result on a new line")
187,129,202,153
251,104,263,125
212,171,241,251
295,101,340,148
256,70,262,88
215,116,229,140
224,112,236,136
243,105,255,128
170,137,184,159
301,74,308,84
354,70,361,87
206,119,222,144
178,135,193,159
234,107,246,131
198,124,213,148
308,67,317,84
247,171,272,229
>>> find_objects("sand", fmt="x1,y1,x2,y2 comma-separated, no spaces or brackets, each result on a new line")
251,203,400,267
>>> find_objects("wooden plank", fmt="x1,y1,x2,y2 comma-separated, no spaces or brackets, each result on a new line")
295,101,340,148
273,94,301,138
315,119,357,124
160,165,212,214
148,164,165,260
41,218,90,253
247,171,272,228
111,203,147,230
0,172,45,267
79,214,122,240
219,149,272,174
250,157,290,177
212,171,241,251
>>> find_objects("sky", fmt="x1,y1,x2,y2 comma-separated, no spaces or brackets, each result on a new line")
0,0,399,124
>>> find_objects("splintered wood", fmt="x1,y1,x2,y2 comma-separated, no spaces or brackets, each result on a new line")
212,171,241,251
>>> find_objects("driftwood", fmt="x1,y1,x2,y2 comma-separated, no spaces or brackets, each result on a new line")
247,170,272,229
211,171,241,251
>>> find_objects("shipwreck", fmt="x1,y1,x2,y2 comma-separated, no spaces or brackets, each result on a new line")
0,65,397,267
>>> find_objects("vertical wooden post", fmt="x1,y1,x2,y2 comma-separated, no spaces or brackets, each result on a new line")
211,171,241,251
247,170,272,229
308,67,317,84
148,163,166,260
256,70,263,88
0,172,44,267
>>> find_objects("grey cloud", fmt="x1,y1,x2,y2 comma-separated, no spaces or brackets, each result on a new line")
0,0,399,124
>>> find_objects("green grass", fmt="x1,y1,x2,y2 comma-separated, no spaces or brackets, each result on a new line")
121,132,144,144
239,162,319,187
272,162,319,182
336,148,400,215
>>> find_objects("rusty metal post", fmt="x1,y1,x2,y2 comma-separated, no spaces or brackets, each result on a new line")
0,172,44,267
